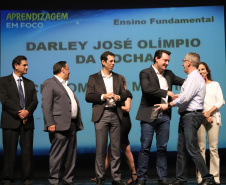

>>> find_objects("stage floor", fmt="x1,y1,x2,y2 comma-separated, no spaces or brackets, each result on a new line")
9,178,226,185
1,151,226,185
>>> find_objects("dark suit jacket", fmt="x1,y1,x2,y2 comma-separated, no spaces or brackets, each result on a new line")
136,66,184,123
42,76,84,132
85,71,127,123
0,74,38,129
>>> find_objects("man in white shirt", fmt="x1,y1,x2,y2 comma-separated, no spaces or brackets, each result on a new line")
155,52,216,185
86,51,127,185
42,61,84,185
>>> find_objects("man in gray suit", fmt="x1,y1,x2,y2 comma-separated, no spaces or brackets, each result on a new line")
42,61,84,185
85,51,127,185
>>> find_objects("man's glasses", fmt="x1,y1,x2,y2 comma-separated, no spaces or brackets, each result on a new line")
182,59,191,62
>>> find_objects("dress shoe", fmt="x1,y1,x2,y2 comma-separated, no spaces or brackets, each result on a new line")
158,180,170,185
96,178,104,185
136,180,146,185
170,180,187,185
127,173,138,185
1,180,15,185
91,177,97,182
199,180,216,185
49,184,60,185
63,183,74,185
112,180,126,185
23,180,33,185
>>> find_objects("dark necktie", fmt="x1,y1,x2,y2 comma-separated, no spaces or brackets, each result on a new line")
18,78,25,109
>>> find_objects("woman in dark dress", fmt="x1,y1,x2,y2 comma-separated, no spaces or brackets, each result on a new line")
92,76,137,184
120,76,137,184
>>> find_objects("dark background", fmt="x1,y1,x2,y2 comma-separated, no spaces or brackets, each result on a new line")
0,0,225,10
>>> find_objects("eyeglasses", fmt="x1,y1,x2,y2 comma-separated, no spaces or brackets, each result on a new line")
182,59,190,62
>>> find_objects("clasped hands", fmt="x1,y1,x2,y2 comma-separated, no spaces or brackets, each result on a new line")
18,110,29,124
154,91,179,111
202,110,213,123
103,92,120,102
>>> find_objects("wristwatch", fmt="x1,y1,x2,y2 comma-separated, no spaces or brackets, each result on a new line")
168,102,172,109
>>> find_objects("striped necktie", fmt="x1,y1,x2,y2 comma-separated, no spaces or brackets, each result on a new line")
18,78,25,109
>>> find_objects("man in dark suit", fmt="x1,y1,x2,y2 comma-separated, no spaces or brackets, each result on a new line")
136,50,184,185
85,51,127,185
42,61,84,185
0,56,38,185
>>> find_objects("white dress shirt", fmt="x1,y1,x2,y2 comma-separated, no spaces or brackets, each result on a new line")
152,65,168,103
55,75,78,119
205,81,225,123
101,70,116,107
173,69,206,113
13,72,25,98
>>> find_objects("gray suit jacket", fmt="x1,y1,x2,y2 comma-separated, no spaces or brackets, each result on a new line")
85,71,127,123
42,76,84,132
136,66,184,123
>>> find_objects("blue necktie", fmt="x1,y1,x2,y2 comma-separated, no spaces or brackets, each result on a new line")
18,79,25,109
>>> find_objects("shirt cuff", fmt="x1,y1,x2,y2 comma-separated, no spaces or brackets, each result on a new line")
214,102,223,109
101,94,105,101
172,99,179,106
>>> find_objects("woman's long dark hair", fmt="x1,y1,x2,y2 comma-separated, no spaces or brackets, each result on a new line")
199,62,213,81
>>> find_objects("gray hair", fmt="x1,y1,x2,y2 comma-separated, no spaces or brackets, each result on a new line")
186,52,200,69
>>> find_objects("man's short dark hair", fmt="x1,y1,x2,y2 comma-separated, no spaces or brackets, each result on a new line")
53,61,67,75
12,55,27,69
100,51,115,62
153,50,171,63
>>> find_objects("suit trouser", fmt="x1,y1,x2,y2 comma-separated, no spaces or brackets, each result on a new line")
48,120,77,184
2,124,34,185
176,112,214,182
196,117,220,183
94,109,121,181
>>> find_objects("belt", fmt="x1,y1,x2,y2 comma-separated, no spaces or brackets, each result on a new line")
104,106,117,111
180,109,203,116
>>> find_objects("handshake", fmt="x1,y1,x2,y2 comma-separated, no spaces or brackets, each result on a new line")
154,91,179,111
167,91,179,100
